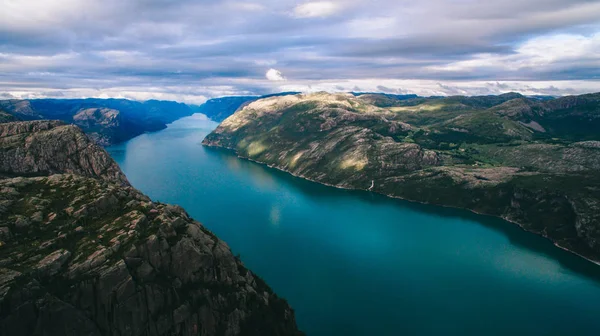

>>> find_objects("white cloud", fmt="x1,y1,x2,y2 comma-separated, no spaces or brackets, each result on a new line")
293,1,338,18
273,79,600,97
266,68,286,81
429,33,600,73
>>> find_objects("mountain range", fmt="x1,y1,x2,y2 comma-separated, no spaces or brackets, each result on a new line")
0,99,195,146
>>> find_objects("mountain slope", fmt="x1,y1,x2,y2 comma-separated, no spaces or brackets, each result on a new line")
192,93,300,122
0,120,302,335
192,96,260,122
0,120,128,184
0,100,42,120
0,110,17,123
491,93,600,141
0,99,195,146
203,92,600,264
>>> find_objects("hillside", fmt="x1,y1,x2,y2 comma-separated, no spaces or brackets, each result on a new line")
192,93,300,123
0,121,302,335
0,99,195,146
203,92,600,263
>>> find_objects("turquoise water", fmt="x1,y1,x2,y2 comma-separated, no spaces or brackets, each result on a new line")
108,114,600,335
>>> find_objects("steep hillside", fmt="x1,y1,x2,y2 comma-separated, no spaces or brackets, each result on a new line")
492,93,600,141
0,121,302,335
0,100,42,120
192,93,300,122
192,96,260,122
0,110,17,123
204,92,600,264
0,120,128,184
0,99,195,146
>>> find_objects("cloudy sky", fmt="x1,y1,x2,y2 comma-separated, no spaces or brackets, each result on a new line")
1,0,600,103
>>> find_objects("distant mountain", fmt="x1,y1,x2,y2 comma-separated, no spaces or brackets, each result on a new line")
0,110,17,123
491,92,600,141
350,93,420,107
191,96,258,122
0,99,195,145
203,91,600,264
0,100,42,120
192,92,300,122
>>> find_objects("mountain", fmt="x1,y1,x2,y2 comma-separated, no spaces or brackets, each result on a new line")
0,110,17,123
0,120,129,184
0,99,195,146
492,93,600,141
0,120,302,335
203,92,600,264
0,100,42,120
191,96,258,122
192,92,300,122
350,93,419,107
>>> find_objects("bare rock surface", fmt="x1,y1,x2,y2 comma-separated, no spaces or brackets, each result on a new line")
0,120,129,185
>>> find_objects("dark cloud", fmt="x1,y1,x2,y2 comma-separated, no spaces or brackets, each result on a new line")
0,0,599,101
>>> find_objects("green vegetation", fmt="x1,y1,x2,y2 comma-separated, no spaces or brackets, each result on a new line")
204,91,600,263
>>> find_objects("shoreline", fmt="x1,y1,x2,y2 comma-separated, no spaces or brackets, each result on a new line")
203,142,600,267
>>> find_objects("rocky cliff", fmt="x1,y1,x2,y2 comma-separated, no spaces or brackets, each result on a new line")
0,120,128,185
0,121,302,335
203,92,600,264
72,108,122,146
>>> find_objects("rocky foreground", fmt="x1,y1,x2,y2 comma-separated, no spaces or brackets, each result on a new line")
203,92,600,264
0,121,302,335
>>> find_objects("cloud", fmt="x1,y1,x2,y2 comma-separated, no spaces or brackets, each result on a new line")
428,33,600,80
293,1,339,18
0,0,599,102
266,68,286,81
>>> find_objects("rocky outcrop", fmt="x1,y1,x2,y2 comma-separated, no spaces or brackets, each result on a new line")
0,175,301,336
0,120,129,185
0,121,302,335
204,92,600,264
72,108,122,146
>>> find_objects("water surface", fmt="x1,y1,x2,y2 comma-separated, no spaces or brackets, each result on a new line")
108,114,600,335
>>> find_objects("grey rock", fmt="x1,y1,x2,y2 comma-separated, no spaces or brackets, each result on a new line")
0,120,129,186
36,249,71,277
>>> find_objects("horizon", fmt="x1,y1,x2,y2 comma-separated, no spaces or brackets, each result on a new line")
1,90,594,105
2,0,600,104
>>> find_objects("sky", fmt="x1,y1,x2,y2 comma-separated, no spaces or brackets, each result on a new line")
1,0,600,104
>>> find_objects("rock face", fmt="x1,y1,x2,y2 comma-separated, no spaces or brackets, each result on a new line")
0,121,302,335
72,108,122,146
0,120,128,185
204,92,600,263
